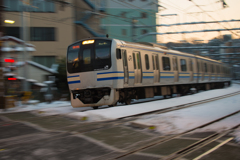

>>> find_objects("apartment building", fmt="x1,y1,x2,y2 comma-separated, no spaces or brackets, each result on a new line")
3,0,74,68
75,0,158,42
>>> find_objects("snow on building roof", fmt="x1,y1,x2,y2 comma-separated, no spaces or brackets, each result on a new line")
34,83,47,87
0,36,35,47
27,61,58,74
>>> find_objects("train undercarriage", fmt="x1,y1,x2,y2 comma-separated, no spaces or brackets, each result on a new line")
71,81,231,109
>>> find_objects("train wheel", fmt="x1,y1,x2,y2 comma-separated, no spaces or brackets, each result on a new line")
125,98,131,105
92,106,99,109
108,102,117,107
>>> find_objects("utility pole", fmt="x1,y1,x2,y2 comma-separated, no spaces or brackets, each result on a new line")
0,0,5,108
132,18,138,42
21,0,30,91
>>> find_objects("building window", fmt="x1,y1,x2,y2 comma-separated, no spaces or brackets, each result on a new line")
162,57,170,71
141,12,147,18
30,27,56,41
121,12,127,18
5,27,56,41
5,27,20,38
122,29,127,36
4,0,55,12
141,29,147,34
32,56,56,68
180,59,187,71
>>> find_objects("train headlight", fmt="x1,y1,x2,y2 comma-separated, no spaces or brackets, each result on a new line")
82,40,95,45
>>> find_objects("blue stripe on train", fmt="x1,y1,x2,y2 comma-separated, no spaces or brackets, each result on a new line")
97,77,124,81
68,80,80,84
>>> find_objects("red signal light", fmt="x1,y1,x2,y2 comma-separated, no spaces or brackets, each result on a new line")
4,59,15,63
8,78,17,80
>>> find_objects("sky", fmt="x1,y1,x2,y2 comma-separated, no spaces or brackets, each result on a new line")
156,0,240,43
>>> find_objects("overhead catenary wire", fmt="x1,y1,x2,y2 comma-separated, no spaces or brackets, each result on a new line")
190,0,240,38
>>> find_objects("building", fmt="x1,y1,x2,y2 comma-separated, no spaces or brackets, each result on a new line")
75,0,158,43
1,36,57,83
3,0,74,68
3,0,158,69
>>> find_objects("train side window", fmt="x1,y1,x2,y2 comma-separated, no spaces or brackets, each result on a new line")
204,63,208,73
152,55,155,70
116,49,121,59
132,53,136,69
145,54,150,70
156,55,160,70
162,57,171,71
136,52,142,69
197,61,200,72
211,64,214,73
173,56,178,71
180,59,187,71
122,50,128,67
189,59,193,71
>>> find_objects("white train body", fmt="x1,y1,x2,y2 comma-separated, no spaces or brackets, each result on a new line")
67,38,231,108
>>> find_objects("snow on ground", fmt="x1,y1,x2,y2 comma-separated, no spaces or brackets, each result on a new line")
1,83,240,142
0,101,72,114
65,84,240,121
133,95,240,135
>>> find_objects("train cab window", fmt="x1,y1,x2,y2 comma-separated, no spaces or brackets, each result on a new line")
83,49,91,64
204,63,208,73
67,43,80,73
132,53,136,69
116,49,121,59
162,57,171,71
145,54,150,70
180,59,187,71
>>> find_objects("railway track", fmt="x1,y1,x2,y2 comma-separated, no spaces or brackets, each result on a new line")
110,110,240,160
6,90,239,134
1,89,240,160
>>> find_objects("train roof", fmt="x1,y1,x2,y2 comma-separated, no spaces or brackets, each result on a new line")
118,39,223,64
70,37,224,65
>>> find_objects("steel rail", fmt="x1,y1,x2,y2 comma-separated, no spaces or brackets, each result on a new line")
163,123,240,160
110,110,240,159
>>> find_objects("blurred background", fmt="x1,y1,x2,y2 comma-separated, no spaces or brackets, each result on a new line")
0,0,240,108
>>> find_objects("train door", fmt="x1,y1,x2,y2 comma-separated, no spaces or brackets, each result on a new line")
152,54,160,83
201,61,205,81
173,56,179,82
122,50,129,84
189,58,193,81
196,60,200,83
133,51,142,84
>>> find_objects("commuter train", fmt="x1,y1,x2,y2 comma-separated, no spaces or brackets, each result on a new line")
67,37,231,109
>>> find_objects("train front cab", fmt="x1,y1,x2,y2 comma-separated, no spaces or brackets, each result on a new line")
67,38,122,108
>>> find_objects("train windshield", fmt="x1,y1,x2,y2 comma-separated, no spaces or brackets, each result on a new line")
67,39,112,73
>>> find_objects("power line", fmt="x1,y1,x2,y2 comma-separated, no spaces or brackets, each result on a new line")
190,0,240,38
